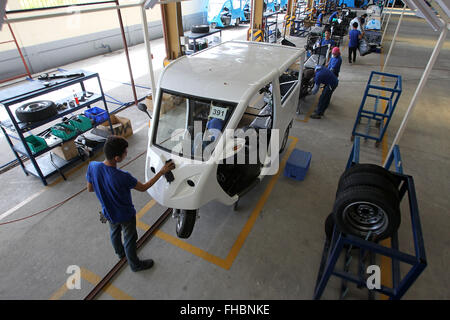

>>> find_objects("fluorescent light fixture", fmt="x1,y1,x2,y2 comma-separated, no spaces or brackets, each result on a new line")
403,0,445,31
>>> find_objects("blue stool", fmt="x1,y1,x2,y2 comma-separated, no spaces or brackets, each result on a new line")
284,149,312,181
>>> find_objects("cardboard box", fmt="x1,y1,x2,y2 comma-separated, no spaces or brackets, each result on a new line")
98,115,133,138
52,140,78,161
145,95,179,115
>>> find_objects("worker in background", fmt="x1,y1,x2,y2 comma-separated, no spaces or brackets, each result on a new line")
327,47,342,77
317,29,336,47
87,135,175,272
316,10,326,26
328,9,340,23
349,13,367,32
348,21,364,64
310,65,339,119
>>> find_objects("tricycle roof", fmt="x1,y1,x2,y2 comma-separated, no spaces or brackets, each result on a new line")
159,41,304,103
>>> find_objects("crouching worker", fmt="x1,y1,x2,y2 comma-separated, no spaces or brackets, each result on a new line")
327,47,342,78
86,135,175,272
310,65,339,119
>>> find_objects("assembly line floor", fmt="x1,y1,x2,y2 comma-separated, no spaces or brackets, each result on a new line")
0,15,449,300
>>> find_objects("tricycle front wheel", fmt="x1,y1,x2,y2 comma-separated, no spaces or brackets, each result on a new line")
176,209,197,239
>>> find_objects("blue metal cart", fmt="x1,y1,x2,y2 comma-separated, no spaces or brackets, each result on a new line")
314,137,427,300
351,71,402,147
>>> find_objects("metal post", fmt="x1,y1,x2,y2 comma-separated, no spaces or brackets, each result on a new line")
383,24,448,168
140,6,157,100
382,3,406,72
380,0,389,26
115,0,138,106
381,0,396,43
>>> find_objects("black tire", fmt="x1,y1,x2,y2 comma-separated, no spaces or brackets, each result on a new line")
339,163,399,189
191,25,210,33
235,18,240,27
15,100,57,123
337,171,400,204
333,185,401,241
176,209,197,238
325,213,335,240
279,125,290,154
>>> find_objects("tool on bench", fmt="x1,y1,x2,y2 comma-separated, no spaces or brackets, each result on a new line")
38,72,85,81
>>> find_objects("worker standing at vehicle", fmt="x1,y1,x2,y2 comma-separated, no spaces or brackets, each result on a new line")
327,47,342,77
86,135,175,272
316,10,326,26
310,65,339,119
348,22,364,64
328,9,339,23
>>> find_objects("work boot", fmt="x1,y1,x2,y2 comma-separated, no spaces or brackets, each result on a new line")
131,259,154,272
310,113,322,119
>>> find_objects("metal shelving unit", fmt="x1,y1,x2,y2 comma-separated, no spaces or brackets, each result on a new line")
0,69,113,185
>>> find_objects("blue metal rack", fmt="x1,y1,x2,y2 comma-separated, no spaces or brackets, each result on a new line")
351,71,402,147
314,137,427,300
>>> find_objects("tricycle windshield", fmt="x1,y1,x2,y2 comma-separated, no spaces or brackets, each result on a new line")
153,90,237,161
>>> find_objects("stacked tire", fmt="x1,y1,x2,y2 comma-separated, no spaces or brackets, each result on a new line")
327,164,401,241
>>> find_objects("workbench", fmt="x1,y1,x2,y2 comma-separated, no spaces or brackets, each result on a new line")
184,28,222,54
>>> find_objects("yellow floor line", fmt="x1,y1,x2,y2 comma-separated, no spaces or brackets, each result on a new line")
136,137,299,270
80,267,134,300
297,95,320,123
49,267,135,300
224,137,298,269
49,282,69,300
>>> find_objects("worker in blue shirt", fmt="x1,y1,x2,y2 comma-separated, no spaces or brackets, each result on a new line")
327,47,342,77
348,21,364,63
317,29,336,47
87,135,175,272
310,65,339,119
328,10,339,23
316,10,325,26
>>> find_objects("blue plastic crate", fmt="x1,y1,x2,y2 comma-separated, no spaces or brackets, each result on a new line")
84,107,108,125
284,149,312,181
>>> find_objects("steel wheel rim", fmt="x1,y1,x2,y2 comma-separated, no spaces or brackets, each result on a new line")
342,201,388,237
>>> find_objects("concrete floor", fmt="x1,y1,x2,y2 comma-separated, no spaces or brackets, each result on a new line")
0,14,449,300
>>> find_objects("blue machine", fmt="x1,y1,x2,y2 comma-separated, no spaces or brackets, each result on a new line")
265,0,279,12
207,0,248,28
278,0,288,11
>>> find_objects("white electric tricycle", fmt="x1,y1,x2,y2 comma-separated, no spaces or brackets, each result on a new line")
141,40,305,238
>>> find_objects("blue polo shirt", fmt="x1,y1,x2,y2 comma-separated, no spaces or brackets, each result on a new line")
319,38,336,47
86,161,138,223
328,56,342,77
314,67,339,89
349,29,361,48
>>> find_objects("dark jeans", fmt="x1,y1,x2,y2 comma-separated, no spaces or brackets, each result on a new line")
315,84,338,115
349,46,357,63
109,217,141,271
